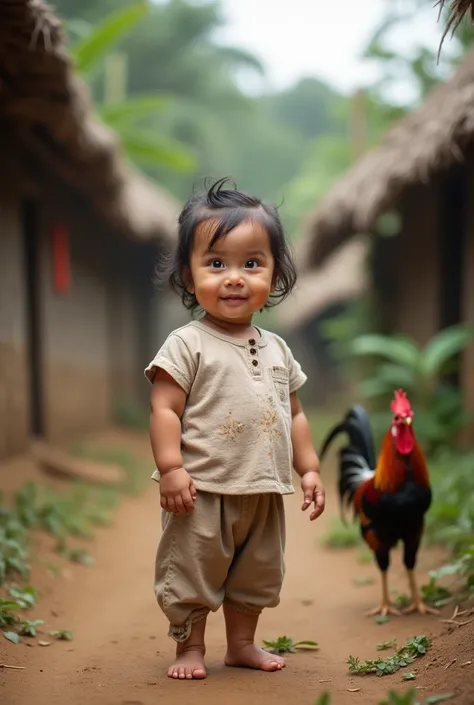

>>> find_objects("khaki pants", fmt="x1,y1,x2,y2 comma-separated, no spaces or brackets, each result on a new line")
155,491,286,642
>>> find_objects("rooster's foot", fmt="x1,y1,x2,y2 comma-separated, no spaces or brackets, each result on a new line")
402,601,439,616
365,604,401,618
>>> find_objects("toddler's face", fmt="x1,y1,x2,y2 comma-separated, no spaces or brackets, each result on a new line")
187,219,275,325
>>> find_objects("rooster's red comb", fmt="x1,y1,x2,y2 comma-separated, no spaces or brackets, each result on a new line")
390,388,413,416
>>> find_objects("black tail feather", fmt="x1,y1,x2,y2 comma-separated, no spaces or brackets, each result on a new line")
319,404,376,469
319,405,376,522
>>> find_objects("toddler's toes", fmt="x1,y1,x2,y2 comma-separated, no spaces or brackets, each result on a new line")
167,650,207,680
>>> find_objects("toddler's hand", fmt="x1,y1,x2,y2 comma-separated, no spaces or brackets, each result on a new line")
160,467,197,516
301,470,325,521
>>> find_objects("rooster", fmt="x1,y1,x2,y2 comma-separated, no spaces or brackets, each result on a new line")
319,389,437,617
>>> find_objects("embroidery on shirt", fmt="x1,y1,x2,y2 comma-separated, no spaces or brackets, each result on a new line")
219,412,245,441
257,394,282,443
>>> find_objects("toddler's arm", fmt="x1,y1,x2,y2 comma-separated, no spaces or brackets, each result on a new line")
149,368,196,515
290,392,325,521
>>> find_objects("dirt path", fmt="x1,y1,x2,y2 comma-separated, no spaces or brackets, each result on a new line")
1,432,473,705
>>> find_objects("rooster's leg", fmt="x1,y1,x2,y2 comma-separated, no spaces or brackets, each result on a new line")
401,536,439,615
402,570,439,615
365,570,401,617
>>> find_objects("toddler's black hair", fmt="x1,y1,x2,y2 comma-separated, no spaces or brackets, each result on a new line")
164,177,297,313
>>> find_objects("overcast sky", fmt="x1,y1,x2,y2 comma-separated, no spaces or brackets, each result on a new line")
214,0,448,96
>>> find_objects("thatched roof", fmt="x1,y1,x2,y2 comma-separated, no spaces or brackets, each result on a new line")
297,48,474,271
275,236,369,332
0,0,179,244
438,1,474,55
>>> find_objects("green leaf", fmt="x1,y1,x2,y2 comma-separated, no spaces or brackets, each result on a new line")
359,376,393,399
294,640,319,649
375,615,391,624
65,18,93,43
71,2,149,75
118,127,196,172
359,363,415,399
424,695,455,704
8,585,37,608
349,334,420,369
17,619,45,637
98,93,174,128
49,629,74,641
314,694,331,705
421,325,474,378
4,630,20,644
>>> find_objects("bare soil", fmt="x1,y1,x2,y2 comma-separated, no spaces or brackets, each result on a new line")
0,429,473,705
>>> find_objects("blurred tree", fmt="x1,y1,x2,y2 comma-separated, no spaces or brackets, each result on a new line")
264,77,345,141
68,1,196,174
362,0,474,110
54,0,347,204
280,0,474,244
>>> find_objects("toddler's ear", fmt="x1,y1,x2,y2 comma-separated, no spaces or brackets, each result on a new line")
183,267,194,293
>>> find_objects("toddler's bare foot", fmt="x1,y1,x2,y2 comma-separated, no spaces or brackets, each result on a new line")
225,643,285,672
168,649,207,680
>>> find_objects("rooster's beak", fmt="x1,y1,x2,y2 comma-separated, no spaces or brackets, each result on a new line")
405,417,412,426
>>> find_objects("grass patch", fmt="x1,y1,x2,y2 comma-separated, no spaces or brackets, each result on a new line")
322,517,362,549
69,442,151,496
424,450,474,601
114,402,149,431
0,443,152,645
315,688,455,704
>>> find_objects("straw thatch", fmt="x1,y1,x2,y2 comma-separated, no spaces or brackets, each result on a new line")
275,236,369,332
0,0,179,244
297,49,474,271
438,1,474,56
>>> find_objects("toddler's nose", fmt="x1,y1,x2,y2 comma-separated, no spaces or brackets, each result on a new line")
225,270,244,286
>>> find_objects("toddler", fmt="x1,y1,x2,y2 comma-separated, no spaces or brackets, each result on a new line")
145,178,325,680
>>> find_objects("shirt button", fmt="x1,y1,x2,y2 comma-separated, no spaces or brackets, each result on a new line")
248,338,256,345
252,359,258,367
250,348,257,355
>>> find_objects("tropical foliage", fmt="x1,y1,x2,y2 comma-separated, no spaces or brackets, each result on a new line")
346,324,474,453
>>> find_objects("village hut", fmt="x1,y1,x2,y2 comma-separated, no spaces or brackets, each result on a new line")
294,49,474,437
0,0,181,459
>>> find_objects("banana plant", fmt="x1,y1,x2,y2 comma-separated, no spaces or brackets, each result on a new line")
67,2,196,173
347,324,474,453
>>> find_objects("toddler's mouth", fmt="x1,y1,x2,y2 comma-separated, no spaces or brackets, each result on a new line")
221,295,248,305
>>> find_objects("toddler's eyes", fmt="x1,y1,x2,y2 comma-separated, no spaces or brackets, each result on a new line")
209,259,224,269
245,259,260,269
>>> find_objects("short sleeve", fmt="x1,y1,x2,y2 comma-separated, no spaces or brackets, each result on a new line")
144,333,197,394
286,346,307,394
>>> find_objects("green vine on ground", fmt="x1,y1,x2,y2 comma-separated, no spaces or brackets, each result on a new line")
348,635,432,677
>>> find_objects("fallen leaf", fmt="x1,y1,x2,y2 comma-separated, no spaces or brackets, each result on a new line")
347,687,360,692
3,632,20,645
38,641,52,647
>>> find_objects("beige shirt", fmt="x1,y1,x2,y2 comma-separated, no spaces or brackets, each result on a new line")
144,320,307,495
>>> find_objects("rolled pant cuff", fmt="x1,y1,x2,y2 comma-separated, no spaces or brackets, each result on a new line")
223,598,263,616
167,608,209,643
